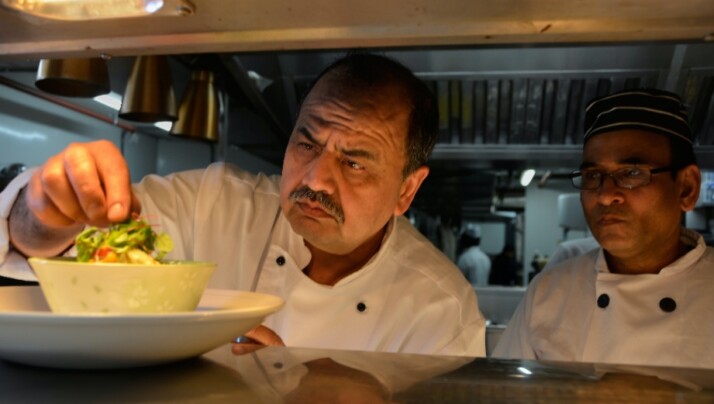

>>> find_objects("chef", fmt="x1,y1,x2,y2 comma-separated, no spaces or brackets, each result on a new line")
456,223,491,286
0,53,485,357
494,88,714,368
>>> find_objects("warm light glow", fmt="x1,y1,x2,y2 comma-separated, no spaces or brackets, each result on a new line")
520,169,536,187
93,92,122,111
1,0,194,21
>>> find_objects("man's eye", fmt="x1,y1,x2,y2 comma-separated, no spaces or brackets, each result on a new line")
622,167,644,177
298,142,313,150
583,171,601,180
344,159,364,171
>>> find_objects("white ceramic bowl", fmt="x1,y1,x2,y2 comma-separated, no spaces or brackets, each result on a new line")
28,257,216,314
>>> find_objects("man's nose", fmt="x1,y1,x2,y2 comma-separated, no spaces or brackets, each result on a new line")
302,152,337,194
595,174,625,205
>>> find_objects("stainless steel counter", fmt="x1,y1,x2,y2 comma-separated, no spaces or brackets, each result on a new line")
1,345,713,403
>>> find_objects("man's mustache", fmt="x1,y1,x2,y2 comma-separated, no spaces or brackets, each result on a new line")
289,187,345,224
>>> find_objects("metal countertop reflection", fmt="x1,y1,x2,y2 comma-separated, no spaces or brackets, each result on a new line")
2,345,714,403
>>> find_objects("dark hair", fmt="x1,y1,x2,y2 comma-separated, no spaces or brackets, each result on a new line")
460,233,481,249
669,137,698,179
299,52,438,177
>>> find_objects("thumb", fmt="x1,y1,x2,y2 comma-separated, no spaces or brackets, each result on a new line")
244,325,285,347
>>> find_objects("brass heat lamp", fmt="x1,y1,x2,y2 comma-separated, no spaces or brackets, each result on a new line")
119,55,177,123
35,58,110,98
170,70,220,142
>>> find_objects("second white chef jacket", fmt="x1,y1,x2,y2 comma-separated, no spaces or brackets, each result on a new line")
494,228,714,369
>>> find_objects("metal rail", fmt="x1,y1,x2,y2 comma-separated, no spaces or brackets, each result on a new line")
0,75,135,133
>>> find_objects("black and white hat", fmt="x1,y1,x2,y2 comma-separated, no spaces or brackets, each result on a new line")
583,89,692,145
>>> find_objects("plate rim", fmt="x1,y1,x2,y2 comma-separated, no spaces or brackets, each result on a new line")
0,286,285,369
0,287,284,323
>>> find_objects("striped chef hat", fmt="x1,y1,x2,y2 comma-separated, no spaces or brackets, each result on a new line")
583,88,692,145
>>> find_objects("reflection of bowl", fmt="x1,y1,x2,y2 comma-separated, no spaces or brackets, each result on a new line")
28,257,216,314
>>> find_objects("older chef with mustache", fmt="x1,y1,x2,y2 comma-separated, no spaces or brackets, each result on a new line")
494,88,714,369
0,53,485,357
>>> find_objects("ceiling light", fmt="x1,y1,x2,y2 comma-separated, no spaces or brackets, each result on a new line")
1,0,195,21
520,169,536,187
93,92,122,111
154,121,172,132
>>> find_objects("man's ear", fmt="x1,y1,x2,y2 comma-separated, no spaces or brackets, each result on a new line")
678,165,701,212
394,166,429,216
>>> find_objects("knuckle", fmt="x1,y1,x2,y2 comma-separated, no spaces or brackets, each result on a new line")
39,165,66,191
64,147,94,174
63,142,90,163
95,139,115,149
90,139,120,156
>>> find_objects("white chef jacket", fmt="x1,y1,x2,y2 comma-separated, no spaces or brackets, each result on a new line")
543,237,599,270
493,228,714,369
0,163,486,357
457,246,491,286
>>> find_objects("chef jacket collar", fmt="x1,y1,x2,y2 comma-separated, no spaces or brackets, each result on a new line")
338,215,396,285
594,227,706,276
313,216,397,287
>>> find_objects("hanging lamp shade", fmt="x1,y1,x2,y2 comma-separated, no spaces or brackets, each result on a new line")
170,70,219,142
119,55,177,122
35,58,110,98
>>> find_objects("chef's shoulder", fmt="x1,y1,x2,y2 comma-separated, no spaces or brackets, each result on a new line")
527,249,599,304
387,217,484,348
692,243,714,282
390,216,471,293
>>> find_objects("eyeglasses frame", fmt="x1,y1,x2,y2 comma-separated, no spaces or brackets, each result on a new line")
569,165,677,190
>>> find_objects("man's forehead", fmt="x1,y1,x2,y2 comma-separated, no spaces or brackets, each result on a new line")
582,129,671,163
301,75,410,124
309,72,404,102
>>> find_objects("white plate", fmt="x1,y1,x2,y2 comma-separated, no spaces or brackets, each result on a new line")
0,286,283,369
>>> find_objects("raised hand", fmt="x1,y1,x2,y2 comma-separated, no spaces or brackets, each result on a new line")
9,140,140,258
25,140,140,229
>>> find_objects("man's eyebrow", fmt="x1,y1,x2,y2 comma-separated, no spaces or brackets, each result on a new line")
297,124,377,161
297,126,321,145
337,146,375,161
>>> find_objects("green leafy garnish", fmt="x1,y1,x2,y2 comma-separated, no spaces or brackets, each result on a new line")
75,214,174,264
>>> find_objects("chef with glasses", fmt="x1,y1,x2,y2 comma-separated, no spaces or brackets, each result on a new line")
494,89,714,369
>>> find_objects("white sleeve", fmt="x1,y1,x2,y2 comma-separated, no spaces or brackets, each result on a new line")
432,288,487,358
0,169,38,281
491,290,537,360
438,316,487,357
543,244,571,270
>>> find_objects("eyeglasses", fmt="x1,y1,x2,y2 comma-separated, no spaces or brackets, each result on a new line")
569,166,674,190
